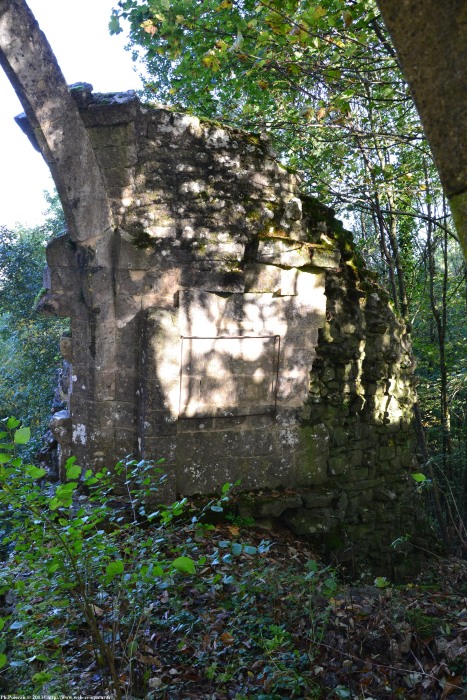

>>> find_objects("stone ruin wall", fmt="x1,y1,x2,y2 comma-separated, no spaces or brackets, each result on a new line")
39,88,425,576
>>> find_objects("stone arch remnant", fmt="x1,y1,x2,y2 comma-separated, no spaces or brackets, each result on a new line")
39,87,332,494
33,87,425,575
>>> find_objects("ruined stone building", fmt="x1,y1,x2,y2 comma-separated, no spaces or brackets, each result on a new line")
28,87,424,574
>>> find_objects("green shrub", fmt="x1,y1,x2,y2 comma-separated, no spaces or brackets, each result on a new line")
0,418,232,697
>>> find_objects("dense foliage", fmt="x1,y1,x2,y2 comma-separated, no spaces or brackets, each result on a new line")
0,195,68,454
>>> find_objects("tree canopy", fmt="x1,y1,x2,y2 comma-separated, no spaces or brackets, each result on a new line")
110,0,467,263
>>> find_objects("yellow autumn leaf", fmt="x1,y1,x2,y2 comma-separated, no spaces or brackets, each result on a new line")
202,51,221,72
140,19,157,37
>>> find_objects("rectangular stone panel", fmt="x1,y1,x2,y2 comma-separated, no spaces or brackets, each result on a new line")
179,335,280,418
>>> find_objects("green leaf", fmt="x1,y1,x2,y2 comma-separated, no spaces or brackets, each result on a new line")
0,618,4,632
14,427,30,444
0,653,6,669
171,556,196,574
49,497,61,511
127,640,138,658
244,545,257,555
6,417,20,430
0,454,11,464
10,620,24,630
58,481,77,492
105,560,124,580
374,576,390,588
411,472,427,483
109,13,122,34
25,465,46,479
66,463,81,480
32,671,52,685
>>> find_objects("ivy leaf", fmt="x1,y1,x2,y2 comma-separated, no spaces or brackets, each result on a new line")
171,556,196,574
244,545,257,555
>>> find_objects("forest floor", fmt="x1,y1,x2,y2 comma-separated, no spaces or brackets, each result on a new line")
3,503,467,699
53,521,467,699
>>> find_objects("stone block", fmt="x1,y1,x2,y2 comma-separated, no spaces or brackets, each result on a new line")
60,335,72,361
309,245,341,269
94,371,116,401
191,240,245,263
327,452,350,476
96,143,138,171
93,401,137,430
256,494,303,518
301,490,337,508
115,373,138,401
294,423,330,486
284,197,302,221
81,92,139,127
283,508,336,535
50,410,72,444
142,436,177,464
244,263,282,292
176,459,233,496
213,413,275,431
142,410,177,437
177,417,216,433
180,264,245,292
113,427,139,458
256,238,313,267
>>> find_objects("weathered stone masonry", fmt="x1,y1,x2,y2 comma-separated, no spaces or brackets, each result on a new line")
34,87,425,575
